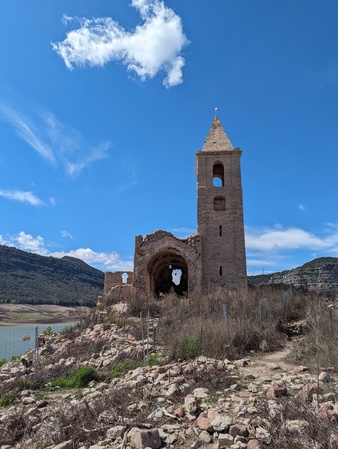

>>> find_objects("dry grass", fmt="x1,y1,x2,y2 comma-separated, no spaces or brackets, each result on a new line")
2,287,338,449
148,287,305,360
257,395,338,449
289,300,338,371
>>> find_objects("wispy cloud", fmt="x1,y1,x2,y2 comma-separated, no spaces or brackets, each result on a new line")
0,99,111,176
65,142,111,177
1,231,133,272
52,0,189,88
0,189,44,206
61,230,73,239
115,154,138,193
0,102,56,164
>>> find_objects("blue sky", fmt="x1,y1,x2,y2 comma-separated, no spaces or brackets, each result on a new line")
0,0,338,276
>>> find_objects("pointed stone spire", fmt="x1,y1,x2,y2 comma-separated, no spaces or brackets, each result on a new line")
202,116,234,152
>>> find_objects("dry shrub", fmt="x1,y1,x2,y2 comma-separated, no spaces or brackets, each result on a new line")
153,287,316,361
128,292,163,317
0,406,32,446
258,395,338,449
290,299,338,371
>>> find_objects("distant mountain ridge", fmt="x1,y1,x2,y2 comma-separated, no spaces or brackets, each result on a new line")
1,245,337,306
0,245,104,306
248,257,338,293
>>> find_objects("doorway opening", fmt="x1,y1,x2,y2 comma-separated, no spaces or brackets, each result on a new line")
147,251,188,297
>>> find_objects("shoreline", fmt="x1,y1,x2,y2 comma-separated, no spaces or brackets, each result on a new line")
0,304,92,327
0,319,81,327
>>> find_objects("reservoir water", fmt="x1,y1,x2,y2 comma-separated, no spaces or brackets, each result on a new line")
0,322,78,361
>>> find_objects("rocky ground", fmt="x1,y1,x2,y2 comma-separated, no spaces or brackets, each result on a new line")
0,313,338,449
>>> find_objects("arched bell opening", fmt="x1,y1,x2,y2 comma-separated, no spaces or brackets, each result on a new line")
147,251,188,297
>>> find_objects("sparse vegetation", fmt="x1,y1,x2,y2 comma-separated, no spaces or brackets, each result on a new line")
51,366,101,389
0,389,17,407
110,358,144,379
42,326,54,336
289,300,338,371
149,287,302,360
258,395,338,449
1,286,338,449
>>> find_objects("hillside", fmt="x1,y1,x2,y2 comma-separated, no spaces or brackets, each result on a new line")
0,245,104,307
248,256,338,293
1,244,337,308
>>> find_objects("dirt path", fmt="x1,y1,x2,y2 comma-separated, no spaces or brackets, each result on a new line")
240,341,309,379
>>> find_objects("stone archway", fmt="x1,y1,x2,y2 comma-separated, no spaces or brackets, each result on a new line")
147,251,188,297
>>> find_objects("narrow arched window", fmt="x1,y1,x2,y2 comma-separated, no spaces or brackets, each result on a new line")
213,196,226,211
213,163,224,187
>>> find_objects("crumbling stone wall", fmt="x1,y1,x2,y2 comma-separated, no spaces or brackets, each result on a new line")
133,230,203,296
104,271,133,296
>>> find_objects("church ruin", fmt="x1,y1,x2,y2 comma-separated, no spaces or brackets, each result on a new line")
102,115,247,302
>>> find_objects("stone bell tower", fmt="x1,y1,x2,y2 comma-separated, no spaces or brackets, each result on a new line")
196,115,247,292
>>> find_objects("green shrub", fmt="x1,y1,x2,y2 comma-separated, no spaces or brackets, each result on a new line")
91,342,104,354
111,359,144,379
0,390,17,407
52,366,100,389
42,326,54,336
0,358,7,367
147,354,162,367
71,366,100,387
177,336,202,359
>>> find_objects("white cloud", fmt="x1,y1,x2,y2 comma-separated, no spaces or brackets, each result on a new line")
298,204,306,211
13,232,48,254
0,99,111,176
52,0,189,88
61,230,73,239
244,224,338,275
4,224,338,278
52,248,133,272
245,225,334,251
1,231,133,272
0,189,44,206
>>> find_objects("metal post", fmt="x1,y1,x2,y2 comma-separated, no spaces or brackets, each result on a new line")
140,312,146,364
34,326,39,379
146,311,150,365
222,303,229,341
259,299,263,326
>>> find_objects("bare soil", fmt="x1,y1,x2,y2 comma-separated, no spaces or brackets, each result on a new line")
0,303,91,325
239,340,324,380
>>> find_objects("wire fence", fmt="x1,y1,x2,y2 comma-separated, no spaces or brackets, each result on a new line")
0,322,78,362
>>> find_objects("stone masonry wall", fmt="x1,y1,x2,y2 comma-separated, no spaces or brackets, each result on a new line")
104,271,134,296
196,149,247,292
